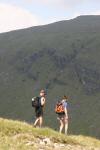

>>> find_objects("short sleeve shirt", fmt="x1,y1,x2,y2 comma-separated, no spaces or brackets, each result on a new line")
63,101,68,109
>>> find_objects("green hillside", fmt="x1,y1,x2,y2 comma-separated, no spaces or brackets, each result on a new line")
0,118,100,150
0,15,100,138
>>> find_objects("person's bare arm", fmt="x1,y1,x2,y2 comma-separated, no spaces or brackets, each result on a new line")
41,97,46,106
64,107,68,119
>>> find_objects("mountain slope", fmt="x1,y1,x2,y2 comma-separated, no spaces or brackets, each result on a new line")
0,15,100,138
0,118,100,150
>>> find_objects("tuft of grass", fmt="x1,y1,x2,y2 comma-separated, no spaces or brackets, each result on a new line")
69,135,100,148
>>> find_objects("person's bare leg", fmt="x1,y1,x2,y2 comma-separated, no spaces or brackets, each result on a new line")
65,119,68,135
33,118,39,127
39,116,43,128
59,119,64,133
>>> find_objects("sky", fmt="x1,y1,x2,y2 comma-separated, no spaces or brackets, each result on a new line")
0,0,100,33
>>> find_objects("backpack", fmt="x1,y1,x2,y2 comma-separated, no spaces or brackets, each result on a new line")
55,101,65,114
32,97,41,108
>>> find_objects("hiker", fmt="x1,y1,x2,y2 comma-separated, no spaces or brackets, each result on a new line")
32,89,46,128
55,95,69,134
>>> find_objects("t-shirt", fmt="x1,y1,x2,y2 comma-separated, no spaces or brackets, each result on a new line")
63,101,68,109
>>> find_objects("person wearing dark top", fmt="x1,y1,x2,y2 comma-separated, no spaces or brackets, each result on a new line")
33,90,46,128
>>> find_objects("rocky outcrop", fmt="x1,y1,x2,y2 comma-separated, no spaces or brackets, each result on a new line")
14,47,100,95
20,136,100,150
74,63,100,94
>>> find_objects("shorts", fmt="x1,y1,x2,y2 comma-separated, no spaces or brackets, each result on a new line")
57,113,65,121
35,107,43,118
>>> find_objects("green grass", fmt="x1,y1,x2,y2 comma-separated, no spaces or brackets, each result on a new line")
0,118,100,150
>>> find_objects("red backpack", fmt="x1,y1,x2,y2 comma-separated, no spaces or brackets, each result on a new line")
55,101,65,114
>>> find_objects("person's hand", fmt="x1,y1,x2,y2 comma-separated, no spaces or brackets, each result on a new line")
57,117,60,120
65,115,68,120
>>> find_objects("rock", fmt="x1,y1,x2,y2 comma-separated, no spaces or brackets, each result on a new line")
43,138,51,145
39,140,45,145
25,141,34,146
59,144,65,147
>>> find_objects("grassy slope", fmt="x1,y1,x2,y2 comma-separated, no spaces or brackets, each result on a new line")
0,118,100,150
0,15,100,138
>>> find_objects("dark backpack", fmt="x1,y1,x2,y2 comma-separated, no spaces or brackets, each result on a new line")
32,97,41,108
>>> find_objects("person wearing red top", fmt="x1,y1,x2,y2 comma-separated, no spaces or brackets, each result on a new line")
57,95,69,134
